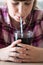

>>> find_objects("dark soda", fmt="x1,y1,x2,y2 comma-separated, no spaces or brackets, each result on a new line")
14,31,34,45
17,37,33,45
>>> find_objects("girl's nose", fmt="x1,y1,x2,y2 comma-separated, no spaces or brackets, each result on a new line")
18,3,24,16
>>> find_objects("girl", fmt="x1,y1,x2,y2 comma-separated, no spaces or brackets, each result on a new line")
0,0,43,62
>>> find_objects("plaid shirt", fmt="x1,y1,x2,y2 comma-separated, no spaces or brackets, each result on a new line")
0,7,43,48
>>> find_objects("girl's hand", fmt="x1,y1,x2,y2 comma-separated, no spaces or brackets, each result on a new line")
0,40,23,62
16,43,43,63
0,40,43,63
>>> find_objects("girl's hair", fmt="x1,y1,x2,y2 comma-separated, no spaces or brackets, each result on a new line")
6,0,37,10
33,0,37,10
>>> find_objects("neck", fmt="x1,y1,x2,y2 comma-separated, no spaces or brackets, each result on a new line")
9,15,20,30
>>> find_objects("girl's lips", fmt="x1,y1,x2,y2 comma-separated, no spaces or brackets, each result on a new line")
17,16,24,19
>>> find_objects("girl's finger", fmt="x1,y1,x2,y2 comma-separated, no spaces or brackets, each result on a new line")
10,39,22,47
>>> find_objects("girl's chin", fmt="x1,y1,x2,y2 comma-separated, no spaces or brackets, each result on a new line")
11,17,20,22
14,18,20,23
15,18,20,22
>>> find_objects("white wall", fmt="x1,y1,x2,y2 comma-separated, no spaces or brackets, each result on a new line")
37,0,43,10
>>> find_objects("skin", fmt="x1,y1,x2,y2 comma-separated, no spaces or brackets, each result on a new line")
0,0,43,63
6,0,34,29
